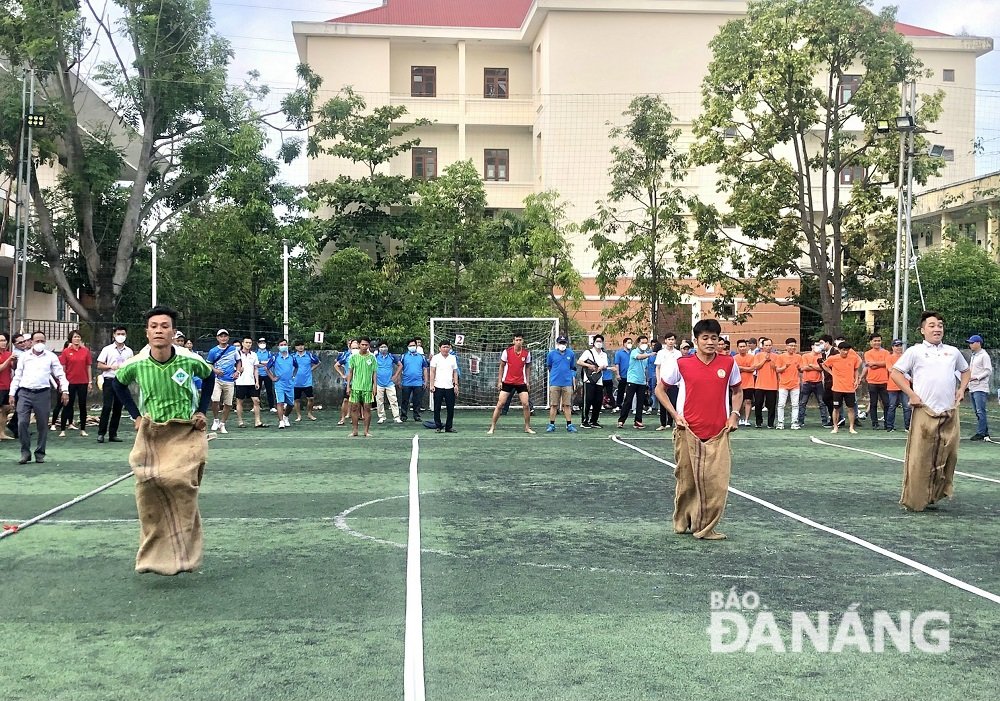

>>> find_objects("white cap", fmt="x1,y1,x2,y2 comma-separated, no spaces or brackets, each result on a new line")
216,329,229,336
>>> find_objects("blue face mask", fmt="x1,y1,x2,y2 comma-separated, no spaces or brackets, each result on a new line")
278,345,288,353
408,346,417,353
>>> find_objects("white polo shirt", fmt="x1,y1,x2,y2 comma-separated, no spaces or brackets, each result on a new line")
892,341,969,413
430,353,459,389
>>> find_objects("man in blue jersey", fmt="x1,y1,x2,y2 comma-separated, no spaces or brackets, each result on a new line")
266,340,296,429
399,338,429,422
292,340,321,422
256,337,276,413
614,338,633,410
618,335,655,429
545,335,578,433
205,329,240,434
374,342,403,424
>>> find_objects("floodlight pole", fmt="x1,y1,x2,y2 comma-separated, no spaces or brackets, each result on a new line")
282,238,289,341
150,235,158,307
901,82,917,342
891,83,907,343
13,68,35,334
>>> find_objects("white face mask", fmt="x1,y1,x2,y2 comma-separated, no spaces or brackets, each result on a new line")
625,343,633,350
379,347,388,355
258,343,267,350
350,348,360,355
408,345,417,353
594,342,603,349
114,335,127,344
639,344,648,352
278,345,288,353
33,342,45,353
556,344,566,352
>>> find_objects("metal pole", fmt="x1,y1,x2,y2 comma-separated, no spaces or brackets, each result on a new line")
10,69,28,334
901,81,917,344
891,82,907,342
282,238,289,341
16,69,35,334
150,237,158,307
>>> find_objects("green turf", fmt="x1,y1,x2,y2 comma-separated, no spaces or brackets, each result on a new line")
1,407,998,700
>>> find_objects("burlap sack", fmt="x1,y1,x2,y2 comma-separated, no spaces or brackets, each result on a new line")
130,418,208,575
672,426,732,539
900,406,960,512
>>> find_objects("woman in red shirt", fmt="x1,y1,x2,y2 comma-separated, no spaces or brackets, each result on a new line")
0,333,14,440
59,330,94,437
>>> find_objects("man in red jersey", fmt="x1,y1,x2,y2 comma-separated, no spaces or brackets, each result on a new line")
656,319,743,540
487,333,535,434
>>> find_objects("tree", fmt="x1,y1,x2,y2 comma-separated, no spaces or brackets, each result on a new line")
582,95,690,335
0,0,254,332
688,0,942,336
507,191,584,335
281,72,430,256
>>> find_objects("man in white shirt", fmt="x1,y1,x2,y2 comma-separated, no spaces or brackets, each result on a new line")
96,326,134,443
235,337,266,428
8,331,70,464
654,333,682,430
890,311,971,512
578,334,610,428
966,334,992,441
429,340,459,433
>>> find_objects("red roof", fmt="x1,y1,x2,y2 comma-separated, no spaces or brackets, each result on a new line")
329,0,534,29
894,21,950,38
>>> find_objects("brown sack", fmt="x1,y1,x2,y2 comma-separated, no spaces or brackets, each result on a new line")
130,418,208,574
900,406,960,512
673,426,732,539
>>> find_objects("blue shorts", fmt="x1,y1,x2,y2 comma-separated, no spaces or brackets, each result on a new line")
276,383,295,406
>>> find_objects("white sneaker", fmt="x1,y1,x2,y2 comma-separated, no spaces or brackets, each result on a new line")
776,424,784,430
377,418,386,424
282,417,290,428
394,418,403,423
219,424,228,434
269,407,277,413
790,423,801,430
211,419,221,431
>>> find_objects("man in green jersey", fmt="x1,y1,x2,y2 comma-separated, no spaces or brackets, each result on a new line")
113,306,215,575
346,336,378,437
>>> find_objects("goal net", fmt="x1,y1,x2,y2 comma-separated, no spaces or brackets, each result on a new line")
430,318,560,409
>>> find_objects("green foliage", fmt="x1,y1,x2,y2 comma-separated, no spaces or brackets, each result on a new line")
583,95,690,335
910,240,1000,344
688,0,942,336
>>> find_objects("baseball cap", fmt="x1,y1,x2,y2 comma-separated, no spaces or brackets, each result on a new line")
257,337,266,342
556,335,568,344
967,334,984,344
216,329,229,336
174,331,186,340
891,339,903,346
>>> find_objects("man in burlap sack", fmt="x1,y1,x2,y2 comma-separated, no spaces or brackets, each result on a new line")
889,311,970,512
655,319,743,540
113,306,216,574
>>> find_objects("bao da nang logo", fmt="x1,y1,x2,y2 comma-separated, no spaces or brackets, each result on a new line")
707,588,950,654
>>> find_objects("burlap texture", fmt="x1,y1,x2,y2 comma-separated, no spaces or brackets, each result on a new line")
673,426,732,539
130,418,207,574
900,406,960,512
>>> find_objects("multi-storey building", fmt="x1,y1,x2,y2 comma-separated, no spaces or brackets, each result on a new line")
293,0,992,339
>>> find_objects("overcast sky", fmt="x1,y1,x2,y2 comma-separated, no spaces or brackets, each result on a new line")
202,0,1000,183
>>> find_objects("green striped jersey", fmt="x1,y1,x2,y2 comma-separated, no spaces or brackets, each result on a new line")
115,347,213,422
348,352,378,391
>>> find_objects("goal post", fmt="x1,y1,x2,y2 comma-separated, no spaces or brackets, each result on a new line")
429,317,560,409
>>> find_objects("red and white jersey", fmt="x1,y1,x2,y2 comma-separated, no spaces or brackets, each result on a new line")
661,353,742,441
500,346,531,385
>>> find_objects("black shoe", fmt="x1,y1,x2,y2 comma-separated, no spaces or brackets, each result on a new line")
34,457,44,464
821,423,833,428
970,433,985,441
435,428,443,433
97,435,105,443
581,422,591,428
445,428,458,433
885,428,895,433
109,436,123,442
591,422,604,429
18,455,30,465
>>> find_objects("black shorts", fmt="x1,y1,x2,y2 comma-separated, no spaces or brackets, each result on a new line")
294,386,314,400
0,389,8,405
235,384,258,401
501,383,529,396
832,391,856,408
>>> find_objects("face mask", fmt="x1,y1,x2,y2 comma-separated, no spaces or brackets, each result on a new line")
625,343,633,350
278,345,288,353
594,342,603,349
33,342,45,353
556,344,566,352
408,345,417,353
379,347,388,355
350,348,359,355
258,343,267,349
639,344,648,352
114,335,126,343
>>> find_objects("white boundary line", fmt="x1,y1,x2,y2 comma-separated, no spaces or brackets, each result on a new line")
403,435,426,701
0,471,134,541
611,434,1000,606
809,435,1000,485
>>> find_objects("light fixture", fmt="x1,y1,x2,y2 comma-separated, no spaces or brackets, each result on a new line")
26,113,45,128
928,144,946,158
895,115,915,131
875,120,891,134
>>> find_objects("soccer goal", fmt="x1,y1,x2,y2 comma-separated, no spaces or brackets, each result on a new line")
430,317,560,409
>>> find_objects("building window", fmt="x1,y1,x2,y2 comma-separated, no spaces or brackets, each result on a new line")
723,127,738,139
942,148,955,162
839,165,865,185
958,222,977,243
412,148,437,180
943,69,955,82
411,66,436,97
484,149,509,181
838,75,861,104
484,68,508,99
56,293,66,322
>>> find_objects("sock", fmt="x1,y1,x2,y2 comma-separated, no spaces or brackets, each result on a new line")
566,421,572,426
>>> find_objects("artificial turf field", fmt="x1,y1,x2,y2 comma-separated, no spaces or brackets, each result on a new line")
1,403,998,701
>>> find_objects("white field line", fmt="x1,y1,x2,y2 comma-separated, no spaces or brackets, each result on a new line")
403,434,426,701
612,434,1000,606
809,435,1000,485
0,471,134,541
